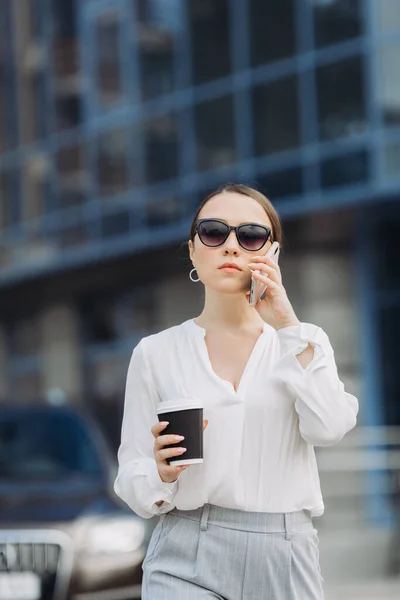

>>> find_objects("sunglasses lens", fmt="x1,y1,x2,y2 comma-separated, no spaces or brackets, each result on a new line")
238,225,270,251
198,221,229,247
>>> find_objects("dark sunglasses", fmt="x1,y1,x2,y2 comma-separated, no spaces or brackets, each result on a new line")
195,218,272,252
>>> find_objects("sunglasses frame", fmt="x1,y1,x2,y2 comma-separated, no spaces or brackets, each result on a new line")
195,218,272,252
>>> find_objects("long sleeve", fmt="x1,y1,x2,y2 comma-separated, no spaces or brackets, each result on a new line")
275,323,358,447
114,341,179,519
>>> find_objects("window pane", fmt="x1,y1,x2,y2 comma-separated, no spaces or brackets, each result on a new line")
144,114,179,182
379,307,400,426
22,158,51,220
135,0,182,99
51,0,77,38
189,0,231,84
101,209,131,238
82,288,156,344
384,142,400,179
376,219,400,291
316,57,366,141
378,0,400,35
257,167,303,200
148,195,181,227
249,0,295,67
0,1,18,152
252,76,300,156
55,95,82,131
96,128,130,195
379,44,400,126
60,224,88,249
53,38,78,79
31,72,49,138
56,143,89,208
95,12,123,107
195,95,236,171
320,150,369,189
0,169,21,227
313,0,362,48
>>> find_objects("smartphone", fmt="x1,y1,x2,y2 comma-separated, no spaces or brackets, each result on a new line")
248,241,280,307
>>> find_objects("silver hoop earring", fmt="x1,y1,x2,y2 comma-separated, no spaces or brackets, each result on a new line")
189,268,200,282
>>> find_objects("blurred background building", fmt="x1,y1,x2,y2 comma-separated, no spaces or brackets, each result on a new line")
0,3,400,590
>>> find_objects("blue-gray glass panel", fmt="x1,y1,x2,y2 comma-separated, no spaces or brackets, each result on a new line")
0,0,19,151
33,71,50,138
0,169,21,226
379,306,400,426
147,195,181,227
134,0,183,99
80,288,156,345
144,113,179,182
194,95,236,171
316,56,366,141
59,223,88,249
252,75,300,156
51,0,77,37
101,209,131,239
188,0,232,84
54,95,82,131
55,142,89,208
384,142,400,178
320,149,369,189
249,0,296,67
94,10,124,108
313,0,363,48
256,166,303,200
376,219,400,291
377,0,400,35
95,127,131,195
379,43,400,127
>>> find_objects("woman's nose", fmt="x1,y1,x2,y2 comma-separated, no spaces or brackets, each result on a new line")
223,231,240,254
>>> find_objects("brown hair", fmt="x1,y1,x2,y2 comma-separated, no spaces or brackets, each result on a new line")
189,183,283,245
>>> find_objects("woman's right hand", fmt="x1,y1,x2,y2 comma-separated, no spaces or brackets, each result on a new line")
151,420,208,484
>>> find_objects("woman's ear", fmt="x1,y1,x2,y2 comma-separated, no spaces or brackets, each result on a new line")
188,239,195,264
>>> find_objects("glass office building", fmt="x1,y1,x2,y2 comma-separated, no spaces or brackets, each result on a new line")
0,0,399,446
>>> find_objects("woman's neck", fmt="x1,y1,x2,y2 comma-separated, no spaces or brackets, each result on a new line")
195,289,264,332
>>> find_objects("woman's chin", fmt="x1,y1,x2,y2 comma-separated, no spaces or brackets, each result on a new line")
206,282,250,297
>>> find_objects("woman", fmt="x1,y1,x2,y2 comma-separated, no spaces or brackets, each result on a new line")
114,184,358,599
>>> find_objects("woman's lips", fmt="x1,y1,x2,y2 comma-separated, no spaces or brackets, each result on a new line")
219,263,242,272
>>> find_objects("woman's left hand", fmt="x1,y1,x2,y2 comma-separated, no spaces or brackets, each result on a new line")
248,255,300,330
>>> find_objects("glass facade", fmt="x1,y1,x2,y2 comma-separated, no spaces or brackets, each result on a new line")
0,0,399,282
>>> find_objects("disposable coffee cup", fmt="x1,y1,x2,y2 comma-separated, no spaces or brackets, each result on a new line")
156,400,204,466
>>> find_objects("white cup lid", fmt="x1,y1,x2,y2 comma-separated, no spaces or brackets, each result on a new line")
156,399,203,414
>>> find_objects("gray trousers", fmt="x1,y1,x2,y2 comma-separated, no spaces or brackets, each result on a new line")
142,504,324,600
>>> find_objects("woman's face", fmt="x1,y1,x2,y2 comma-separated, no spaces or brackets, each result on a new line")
189,192,273,296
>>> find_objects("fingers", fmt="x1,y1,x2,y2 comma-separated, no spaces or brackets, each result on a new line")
152,419,209,483
151,421,169,439
155,433,185,449
249,260,281,284
251,272,281,293
157,446,187,462
250,256,281,276
253,254,280,270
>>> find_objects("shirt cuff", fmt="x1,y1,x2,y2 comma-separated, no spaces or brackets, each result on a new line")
147,459,179,508
276,323,333,370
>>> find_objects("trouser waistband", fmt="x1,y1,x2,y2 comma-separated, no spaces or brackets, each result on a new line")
169,504,312,540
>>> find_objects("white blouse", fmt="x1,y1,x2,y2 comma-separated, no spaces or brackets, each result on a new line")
114,320,358,519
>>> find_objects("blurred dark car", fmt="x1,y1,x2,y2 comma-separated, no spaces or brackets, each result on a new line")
0,404,153,600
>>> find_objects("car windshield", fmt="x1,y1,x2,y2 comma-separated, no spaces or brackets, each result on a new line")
0,411,103,480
